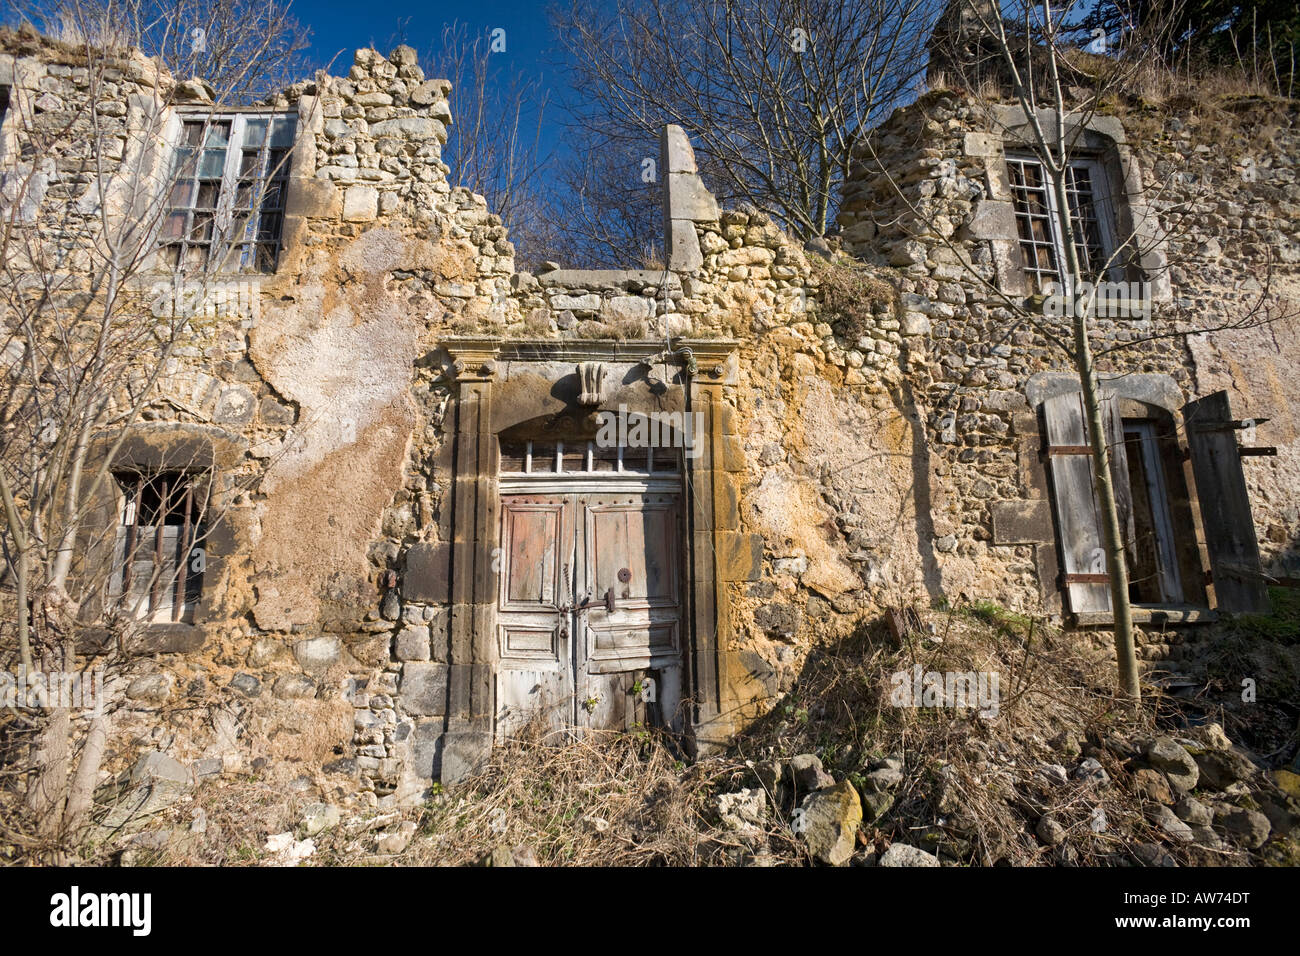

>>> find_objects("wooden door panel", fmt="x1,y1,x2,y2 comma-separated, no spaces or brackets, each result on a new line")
498,484,684,739
496,494,572,742
585,495,679,608
585,620,680,671
499,497,565,611
497,666,570,739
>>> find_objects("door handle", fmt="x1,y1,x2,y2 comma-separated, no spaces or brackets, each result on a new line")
573,587,615,612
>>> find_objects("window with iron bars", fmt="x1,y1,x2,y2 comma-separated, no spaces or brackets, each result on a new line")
158,113,295,274
108,472,207,624
1006,155,1116,293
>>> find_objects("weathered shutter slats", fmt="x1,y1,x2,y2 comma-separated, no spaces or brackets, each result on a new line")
1182,390,1270,614
1042,390,1133,617
1044,391,1110,614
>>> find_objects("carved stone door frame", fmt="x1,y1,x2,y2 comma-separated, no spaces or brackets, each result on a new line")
427,336,756,781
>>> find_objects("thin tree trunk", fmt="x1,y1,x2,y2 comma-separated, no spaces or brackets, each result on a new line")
1072,316,1140,698
63,705,112,838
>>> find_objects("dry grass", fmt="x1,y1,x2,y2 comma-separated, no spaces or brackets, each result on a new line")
8,601,1291,867
725,602,1190,866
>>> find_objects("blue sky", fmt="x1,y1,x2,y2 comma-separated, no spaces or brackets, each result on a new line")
292,0,569,169
295,0,559,84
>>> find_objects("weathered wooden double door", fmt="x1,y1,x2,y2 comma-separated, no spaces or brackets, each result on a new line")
495,466,684,740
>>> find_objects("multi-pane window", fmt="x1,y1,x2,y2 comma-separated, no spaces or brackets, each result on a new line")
1006,155,1114,292
499,440,681,476
109,472,206,624
158,113,295,273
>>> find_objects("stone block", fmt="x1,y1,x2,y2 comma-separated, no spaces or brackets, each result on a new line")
666,172,720,222
342,185,378,221
666,219,703,272
991,498,1053,544
660,124,697,174
399,662,448,716
403,542,451,603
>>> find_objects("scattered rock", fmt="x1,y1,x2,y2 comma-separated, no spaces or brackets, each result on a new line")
376,821,417,854
1175,796,1212,826
715,789,767,833
192,758,222,782
1217,807,1271,848
581,815,610,835
878,843,941,867
1050,731,1081,760
1274,769,1300,800
1035,815,1066,846
1146,804,1194,844
1088,807,1108,833
1193,722,1233,751
132,751,191,788
1038,763,1069,787
1191,825,1224,849
265,832,315,865
798,779,862,866
1192,748,1256,791
1073,758,1111,789
786,753,834,792
300,803,341,837
870,754,904,773
1144,737,1199,793
1132,842,1178,867
1133,768,1174,804
861,791,894,822
480,844,540,866
864,766,904,792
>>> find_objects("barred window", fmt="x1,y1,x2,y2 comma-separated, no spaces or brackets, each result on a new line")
1006,155,1114,293
109,472,207,624
158,113,295,274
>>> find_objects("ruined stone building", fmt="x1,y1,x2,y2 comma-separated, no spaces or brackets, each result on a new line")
1,25,1297,802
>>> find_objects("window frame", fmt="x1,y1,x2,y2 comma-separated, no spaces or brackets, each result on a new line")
1005,152,1120,294
157,109,296,276
108,470,207,625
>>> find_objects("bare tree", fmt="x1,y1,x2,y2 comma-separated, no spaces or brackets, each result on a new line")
426,21,553,270
863,0,1293,699
11,0,313,101
548,0,943,263
0,4,308,856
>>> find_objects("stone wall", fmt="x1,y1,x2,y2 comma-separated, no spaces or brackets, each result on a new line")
3,29,1297,803
838,89,1300,611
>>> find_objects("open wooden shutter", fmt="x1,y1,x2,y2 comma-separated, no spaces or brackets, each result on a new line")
1182,390,1270,613
1043,389,1133,617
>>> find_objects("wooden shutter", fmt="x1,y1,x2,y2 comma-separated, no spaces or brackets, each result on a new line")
1182,391,1269,613
1042,389,1133,616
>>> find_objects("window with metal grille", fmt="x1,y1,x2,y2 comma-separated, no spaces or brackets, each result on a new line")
109,472,206,624
1006,155,1114,293
158,113,295,274
499,440,681,475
